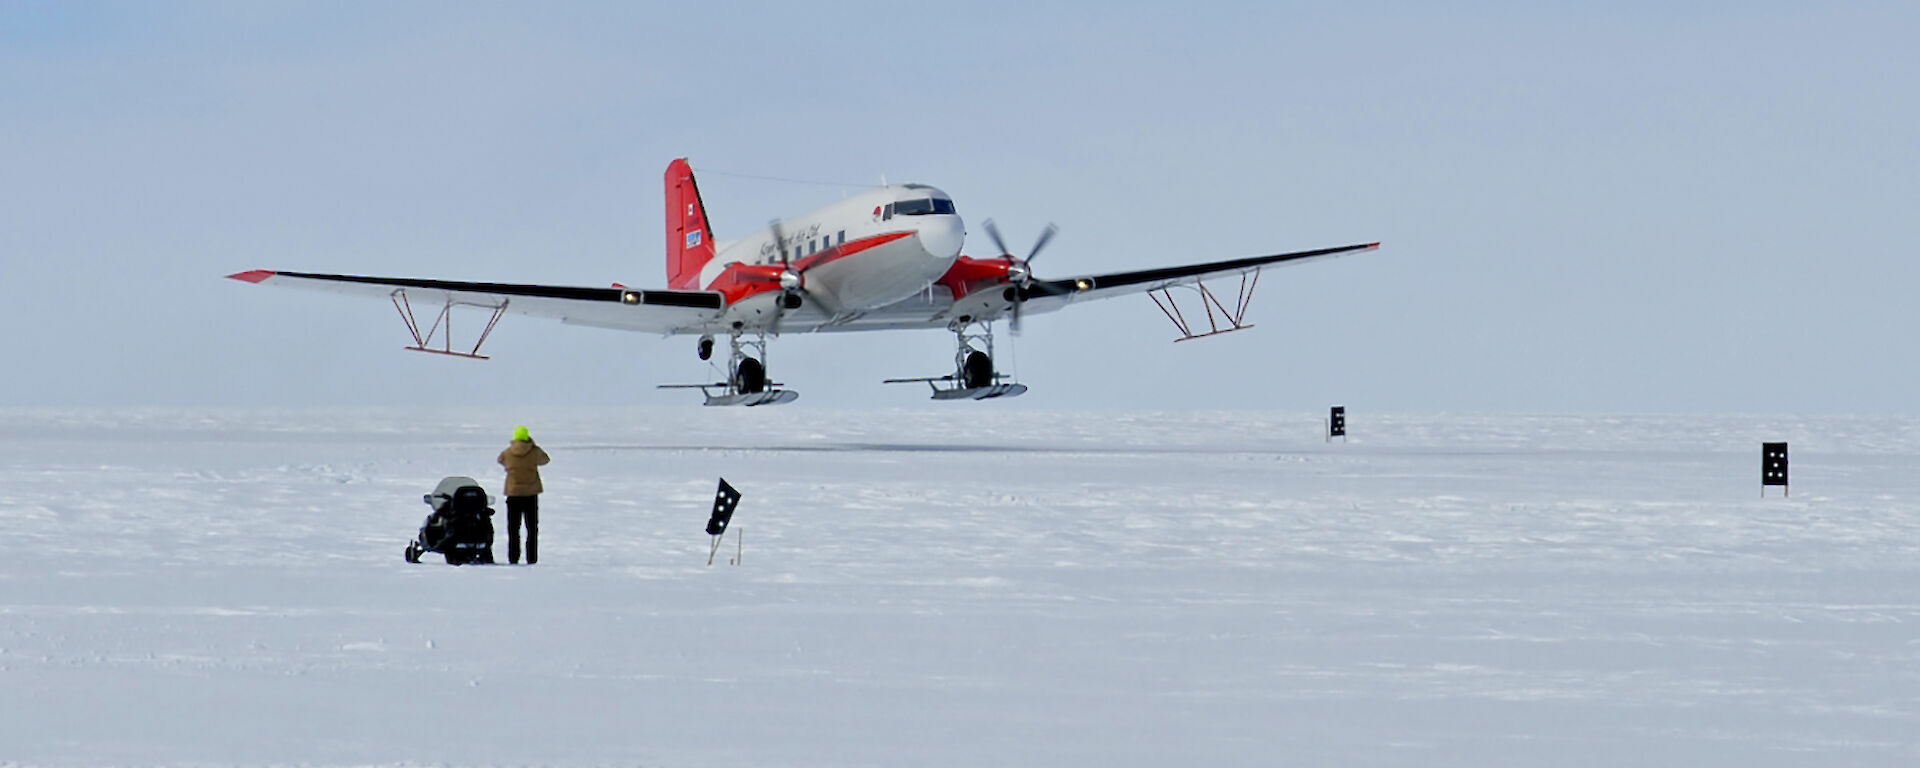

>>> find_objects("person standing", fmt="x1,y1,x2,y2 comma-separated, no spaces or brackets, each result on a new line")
497,425,550,565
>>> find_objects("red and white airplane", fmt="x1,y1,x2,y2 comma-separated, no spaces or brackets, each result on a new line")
229,158,1378,405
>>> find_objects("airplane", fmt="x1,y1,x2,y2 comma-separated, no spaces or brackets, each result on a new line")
228,158,1378,406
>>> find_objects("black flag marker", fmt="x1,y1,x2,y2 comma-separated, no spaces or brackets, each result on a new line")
1762,442,1788,496
707,478,742,536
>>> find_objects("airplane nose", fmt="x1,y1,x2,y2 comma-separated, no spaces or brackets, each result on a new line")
917,217,965,261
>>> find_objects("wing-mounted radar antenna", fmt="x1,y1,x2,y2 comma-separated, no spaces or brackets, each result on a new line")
1762,442,1789,497
1149,269,1261,342
1327,406,1347,443
706,478,744,566
390,290,509,359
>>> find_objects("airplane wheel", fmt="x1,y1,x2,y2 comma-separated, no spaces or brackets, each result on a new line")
963,350,994,389
404,543,419,563
735,357,767,394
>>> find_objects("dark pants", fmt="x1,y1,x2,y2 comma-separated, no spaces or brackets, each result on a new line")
506,495,539,564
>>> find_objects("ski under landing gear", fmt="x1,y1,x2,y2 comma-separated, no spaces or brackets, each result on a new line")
884,317,1028,400
659,332,799,406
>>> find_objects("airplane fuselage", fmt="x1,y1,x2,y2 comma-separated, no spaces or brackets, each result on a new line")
701,184,966,318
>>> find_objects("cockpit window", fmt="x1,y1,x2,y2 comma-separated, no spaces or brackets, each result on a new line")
893,198,956,216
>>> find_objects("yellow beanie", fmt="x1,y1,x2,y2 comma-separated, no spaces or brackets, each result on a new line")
513,425,531,442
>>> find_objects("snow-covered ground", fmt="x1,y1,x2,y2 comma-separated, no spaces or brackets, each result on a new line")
3,408,1917,766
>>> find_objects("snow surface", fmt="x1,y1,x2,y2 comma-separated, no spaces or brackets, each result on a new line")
3,408,1918,766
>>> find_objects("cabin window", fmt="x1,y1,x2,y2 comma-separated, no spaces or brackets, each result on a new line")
837,230,846,245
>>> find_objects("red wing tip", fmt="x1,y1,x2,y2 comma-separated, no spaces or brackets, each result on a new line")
227,269,276,283
1364,242,1381,249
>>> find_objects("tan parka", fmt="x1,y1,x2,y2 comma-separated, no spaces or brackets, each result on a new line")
497,440,550,497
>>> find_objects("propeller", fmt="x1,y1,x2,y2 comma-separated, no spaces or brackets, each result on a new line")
767,217,829,333
768,217,798,333
770,217,794,274
981,218,1058,334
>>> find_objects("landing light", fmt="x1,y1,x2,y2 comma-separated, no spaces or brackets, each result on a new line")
622,291,641,304
1075,279,1093,291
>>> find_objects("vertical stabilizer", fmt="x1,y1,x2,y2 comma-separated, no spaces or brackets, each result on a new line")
665,158,716,290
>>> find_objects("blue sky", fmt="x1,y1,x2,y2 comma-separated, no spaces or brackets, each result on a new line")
4,2,1916,412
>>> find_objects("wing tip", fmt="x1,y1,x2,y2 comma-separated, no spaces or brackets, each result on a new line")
227,269,276,283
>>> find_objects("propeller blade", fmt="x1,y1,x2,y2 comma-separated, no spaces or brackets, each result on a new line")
769,218,789,267
1026,223,1058,265
766,217,799,335
772,287,811,336
982,218,1011,258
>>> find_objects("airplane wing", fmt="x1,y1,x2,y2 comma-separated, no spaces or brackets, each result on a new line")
227,241,1377,339
226,270,724,335
1014,241,1379,314
743,241,1381,333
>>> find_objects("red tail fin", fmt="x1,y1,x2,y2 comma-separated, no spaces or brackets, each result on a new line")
665,158,716,290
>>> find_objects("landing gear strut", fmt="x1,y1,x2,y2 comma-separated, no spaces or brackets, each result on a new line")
883,317,1028,400
659,332,798,406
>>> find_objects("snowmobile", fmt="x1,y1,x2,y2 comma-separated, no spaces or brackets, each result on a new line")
404,476,496,565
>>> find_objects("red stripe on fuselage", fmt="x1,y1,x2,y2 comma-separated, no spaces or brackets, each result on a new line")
790,230,915,273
